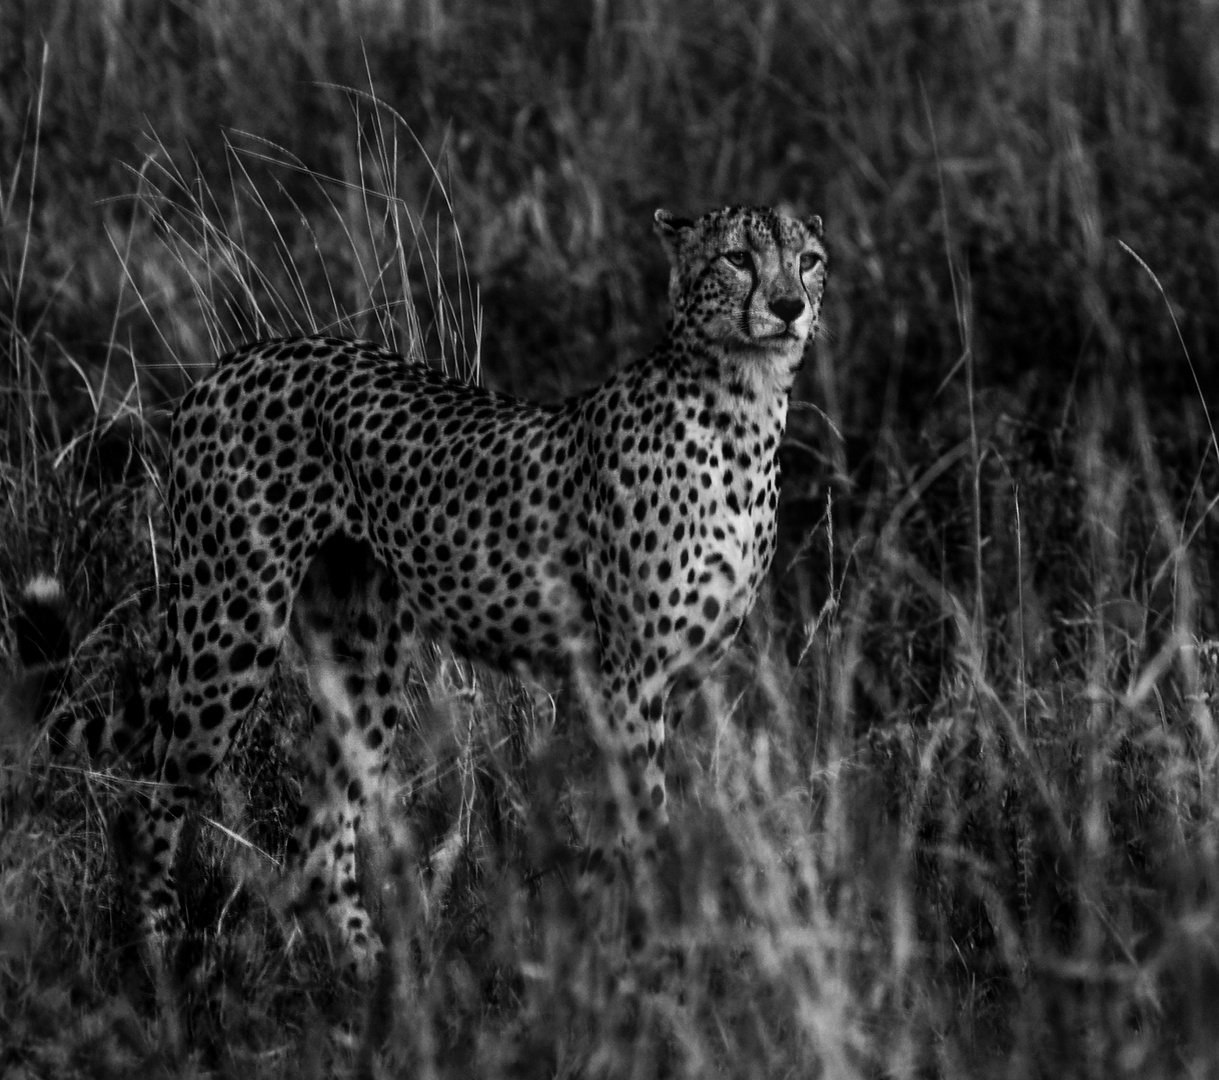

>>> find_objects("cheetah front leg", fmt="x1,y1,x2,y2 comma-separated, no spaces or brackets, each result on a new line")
582,663,672,948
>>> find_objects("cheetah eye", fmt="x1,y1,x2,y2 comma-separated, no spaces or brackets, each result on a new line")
799,251,823,273
722,250,752,270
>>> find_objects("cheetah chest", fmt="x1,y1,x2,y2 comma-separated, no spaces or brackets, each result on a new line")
587,425,780,672
693,463,778,622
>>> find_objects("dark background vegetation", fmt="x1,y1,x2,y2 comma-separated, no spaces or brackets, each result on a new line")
2,0,1219,1076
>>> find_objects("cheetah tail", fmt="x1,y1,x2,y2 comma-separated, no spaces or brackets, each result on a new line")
2,576,74,745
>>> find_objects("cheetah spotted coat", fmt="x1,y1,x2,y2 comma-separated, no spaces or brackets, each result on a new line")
123,205,827,974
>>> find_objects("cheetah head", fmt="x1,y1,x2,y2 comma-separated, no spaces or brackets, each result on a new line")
654,205,827,366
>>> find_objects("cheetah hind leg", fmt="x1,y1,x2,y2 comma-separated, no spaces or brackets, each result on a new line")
284,538,407,979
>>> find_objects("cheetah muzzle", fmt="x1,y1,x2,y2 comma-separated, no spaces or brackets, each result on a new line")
123,204,827,977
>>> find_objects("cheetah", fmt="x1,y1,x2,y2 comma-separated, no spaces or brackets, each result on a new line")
121,204,827,975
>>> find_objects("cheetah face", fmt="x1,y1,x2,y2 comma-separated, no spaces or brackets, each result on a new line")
654,205,827,360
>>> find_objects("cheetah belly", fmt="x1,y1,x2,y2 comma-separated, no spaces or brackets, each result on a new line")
349,477,594,670
394,539,595,671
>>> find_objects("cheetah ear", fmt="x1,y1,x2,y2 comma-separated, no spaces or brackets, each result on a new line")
803,214,824,240
654,209,694,267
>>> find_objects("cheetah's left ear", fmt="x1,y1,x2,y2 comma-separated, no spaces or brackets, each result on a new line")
804,214,824,240
654,209,694,266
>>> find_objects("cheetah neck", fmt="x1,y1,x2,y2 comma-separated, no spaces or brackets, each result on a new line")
664,328,802,436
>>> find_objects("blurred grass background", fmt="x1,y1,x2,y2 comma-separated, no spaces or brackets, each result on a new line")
3,0,1219,1076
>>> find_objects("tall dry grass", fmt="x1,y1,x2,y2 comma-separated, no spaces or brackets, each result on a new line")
3,0,1219,1076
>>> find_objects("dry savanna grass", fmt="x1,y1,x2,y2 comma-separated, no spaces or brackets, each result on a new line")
3,0,1219,1076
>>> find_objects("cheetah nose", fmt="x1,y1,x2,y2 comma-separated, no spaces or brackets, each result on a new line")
768,297,804,325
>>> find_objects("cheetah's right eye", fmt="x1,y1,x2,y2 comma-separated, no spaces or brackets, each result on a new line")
722,250,752,270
